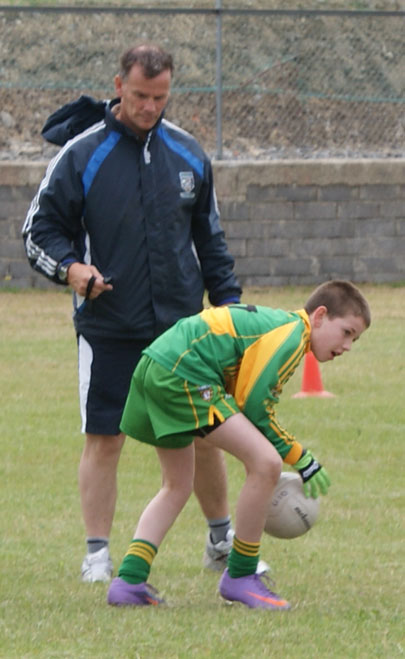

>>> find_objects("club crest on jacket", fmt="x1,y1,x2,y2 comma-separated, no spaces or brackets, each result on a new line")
179,171,195,198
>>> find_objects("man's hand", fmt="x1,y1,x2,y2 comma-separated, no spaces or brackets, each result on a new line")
293,449,331,498
67,262,113,299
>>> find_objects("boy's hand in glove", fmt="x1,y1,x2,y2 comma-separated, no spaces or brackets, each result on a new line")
294,449,331,498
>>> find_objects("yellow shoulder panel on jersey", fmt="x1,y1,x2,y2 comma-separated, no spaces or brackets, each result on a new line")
200,307,237,337
234,321,299,408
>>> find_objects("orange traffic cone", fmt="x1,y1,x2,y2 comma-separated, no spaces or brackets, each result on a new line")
292,351,335,398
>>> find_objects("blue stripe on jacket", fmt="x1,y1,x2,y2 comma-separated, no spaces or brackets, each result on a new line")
157,125,204,179
82,131,121,197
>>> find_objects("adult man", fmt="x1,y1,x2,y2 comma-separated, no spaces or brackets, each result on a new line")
22,44,243,582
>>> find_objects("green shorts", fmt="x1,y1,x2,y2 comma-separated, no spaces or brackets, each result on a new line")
120,355,240,448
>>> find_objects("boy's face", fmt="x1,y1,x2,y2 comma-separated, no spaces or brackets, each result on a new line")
310,307,367,362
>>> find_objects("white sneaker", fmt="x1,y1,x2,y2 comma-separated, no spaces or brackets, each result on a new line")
203,530,271,575
81,546,113,583
256,559,272,576
203,529,234,571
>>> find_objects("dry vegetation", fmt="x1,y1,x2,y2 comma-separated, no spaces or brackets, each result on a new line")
1,2,405,159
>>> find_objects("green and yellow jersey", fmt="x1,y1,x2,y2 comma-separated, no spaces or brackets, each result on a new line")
145,304,311,463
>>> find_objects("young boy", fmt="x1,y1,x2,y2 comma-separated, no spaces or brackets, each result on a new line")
107,280,371,610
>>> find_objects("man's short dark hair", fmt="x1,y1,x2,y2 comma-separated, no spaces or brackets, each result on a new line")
119,44,174,80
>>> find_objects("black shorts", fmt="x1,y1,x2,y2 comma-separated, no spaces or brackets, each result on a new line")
77,334,150,435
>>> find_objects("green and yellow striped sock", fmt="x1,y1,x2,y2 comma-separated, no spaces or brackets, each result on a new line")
118,539,157,585
227,536,260,578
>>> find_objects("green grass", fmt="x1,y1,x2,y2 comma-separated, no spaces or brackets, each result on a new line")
1,286,404,658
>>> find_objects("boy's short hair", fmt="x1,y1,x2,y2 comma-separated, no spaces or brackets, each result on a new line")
305,280,371,327
119,43,174,80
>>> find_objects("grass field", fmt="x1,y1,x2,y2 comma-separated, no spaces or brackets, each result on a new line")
1,285,404,658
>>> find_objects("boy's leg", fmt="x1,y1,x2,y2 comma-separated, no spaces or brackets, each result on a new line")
194,439,235,570
194,439,229,521
205,413,282,542
135,442,196,545
204,413,290,611
108,442,195,606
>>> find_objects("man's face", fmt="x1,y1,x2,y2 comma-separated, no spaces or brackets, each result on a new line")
114,63,171,137
310,307,366,362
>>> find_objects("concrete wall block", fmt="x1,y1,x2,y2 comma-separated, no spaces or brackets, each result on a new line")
337,201,380,219
0,163,47,186
2,159,405,288
346,236,379,256
296,236,354,257
0,239,26,259
212,165,242,198
238,274,313,287
250,202,294,221
319,185,359,201
260,220,302,239
0,220,11,238
7,259,36,280
273,258,316,277
31,275,59,290
373,272,404,284
395,218,405,235
0,185,19,202
309,221,355,240
235,257,274,276
357,256,404,276
5,261,57,288
350,235,403,257
225,238,246,257
0,184,37,203
10,218,25,239
0,278,32,289
260,219,306,239
223,220,264,239
237,275,276,287
245,185,275,203
258,219,354,240
246,184,318,202
359,184,401,200
246,238,290,257
320,219,355,239
0,200,31,221
294,201,337,221
0,258,9,278
219,201,251,221
281,186,318,202
368,236,405,255
354,218,396,237
378,201,405,218
317,256,355,277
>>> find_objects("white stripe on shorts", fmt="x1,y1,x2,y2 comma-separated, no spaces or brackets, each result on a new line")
78,335,93,434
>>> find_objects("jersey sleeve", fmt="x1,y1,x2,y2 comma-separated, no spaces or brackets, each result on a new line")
234,319,307,463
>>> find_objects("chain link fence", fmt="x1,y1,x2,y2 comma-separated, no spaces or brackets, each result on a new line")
1,6,405,159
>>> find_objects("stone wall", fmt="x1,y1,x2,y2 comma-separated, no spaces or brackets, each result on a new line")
1,159,404,289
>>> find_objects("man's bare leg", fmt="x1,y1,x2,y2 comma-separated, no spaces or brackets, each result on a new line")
79,432,125,581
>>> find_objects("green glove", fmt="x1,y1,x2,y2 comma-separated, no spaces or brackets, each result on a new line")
294,449,331,499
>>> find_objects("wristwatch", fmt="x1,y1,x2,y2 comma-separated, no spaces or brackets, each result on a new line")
57,260,75,283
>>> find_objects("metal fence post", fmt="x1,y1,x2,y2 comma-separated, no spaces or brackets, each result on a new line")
215,0,223,159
